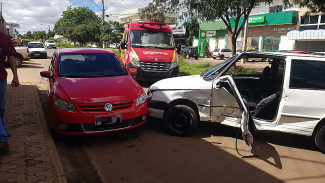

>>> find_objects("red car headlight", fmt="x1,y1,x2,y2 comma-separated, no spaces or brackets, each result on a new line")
136,92,147,106
53,95,76,112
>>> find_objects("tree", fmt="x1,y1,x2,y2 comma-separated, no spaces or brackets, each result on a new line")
101,21,125,44
182,0,273,55
182,18,199,46
141,0,179,22
292,0,325,13
54,6,101,43
21,31,33,39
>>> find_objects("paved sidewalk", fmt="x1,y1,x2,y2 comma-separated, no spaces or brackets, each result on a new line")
0,85,67,183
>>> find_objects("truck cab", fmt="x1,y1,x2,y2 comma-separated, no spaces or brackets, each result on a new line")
120,21,179,81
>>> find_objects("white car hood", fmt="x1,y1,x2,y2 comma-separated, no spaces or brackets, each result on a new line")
150,75,212,90
29,48,45,52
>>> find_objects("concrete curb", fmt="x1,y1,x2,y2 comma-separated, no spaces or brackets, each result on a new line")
32,85,67,183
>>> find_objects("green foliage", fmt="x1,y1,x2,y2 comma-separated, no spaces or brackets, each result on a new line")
54,7,101,44
229,66,258,75
111,49,121,58
292,0,325,13
141,0,180,22
178,58,212,75
101,21,125,43
178,58,258,76
183,18,199,45
56,42,75,48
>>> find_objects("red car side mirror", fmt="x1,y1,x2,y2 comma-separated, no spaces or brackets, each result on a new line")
40,71,52,78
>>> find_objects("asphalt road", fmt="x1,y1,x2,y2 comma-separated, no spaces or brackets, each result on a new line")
7,49,325,183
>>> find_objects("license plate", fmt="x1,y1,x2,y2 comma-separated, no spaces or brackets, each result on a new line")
35,54,40,56
95,114,122,126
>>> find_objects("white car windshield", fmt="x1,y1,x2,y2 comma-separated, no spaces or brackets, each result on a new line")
130,30,175,50
201,55,237,81
28,43,44,48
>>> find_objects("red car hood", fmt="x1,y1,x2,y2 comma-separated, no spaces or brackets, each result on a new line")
55,75,143,103
132,47,175,62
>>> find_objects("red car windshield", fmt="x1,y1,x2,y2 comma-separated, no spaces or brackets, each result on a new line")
130,30,174,50
58,53,127,78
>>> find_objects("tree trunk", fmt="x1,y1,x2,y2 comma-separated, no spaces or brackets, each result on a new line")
231,34,237,55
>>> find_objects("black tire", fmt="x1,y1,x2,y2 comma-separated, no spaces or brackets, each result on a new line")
315,125,325,154
220,55,225,59
195,56,198,60
164,105,198,136
14,56,22,67
43,54,48,59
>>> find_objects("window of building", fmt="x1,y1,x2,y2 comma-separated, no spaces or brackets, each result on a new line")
251,37,259,50
310,15,319,24
269,5,283,13
290,60,325,90
300,25,318,30
263,35,280,51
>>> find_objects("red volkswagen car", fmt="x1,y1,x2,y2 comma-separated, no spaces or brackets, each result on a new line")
40,48,147,135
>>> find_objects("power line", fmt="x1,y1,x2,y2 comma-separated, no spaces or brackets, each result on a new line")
87,0,101,10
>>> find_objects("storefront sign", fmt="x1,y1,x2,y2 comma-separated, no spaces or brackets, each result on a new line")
207,31,216,37
170,25,186,35
288,30,325,40
248,15,265,24
273,27,295,34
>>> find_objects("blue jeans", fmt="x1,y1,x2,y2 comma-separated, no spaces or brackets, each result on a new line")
0,79,7,142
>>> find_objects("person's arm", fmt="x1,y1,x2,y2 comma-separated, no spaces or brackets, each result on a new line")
8,56,19,87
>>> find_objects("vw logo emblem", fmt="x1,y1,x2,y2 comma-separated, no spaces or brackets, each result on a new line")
154,57,158,62
104,103,113,111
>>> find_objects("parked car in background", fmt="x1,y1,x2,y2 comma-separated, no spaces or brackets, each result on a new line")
28,42,47,59
311,52,325,56
183,46,199,59
5,44,30,67
147,52,325,153
45,40,57,49
40,48,147,135
212,48,232,59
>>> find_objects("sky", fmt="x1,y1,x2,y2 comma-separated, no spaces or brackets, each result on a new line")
1,0,152,34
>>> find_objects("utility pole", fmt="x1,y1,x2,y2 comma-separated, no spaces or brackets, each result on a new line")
102,0,105,48
0,2,3,17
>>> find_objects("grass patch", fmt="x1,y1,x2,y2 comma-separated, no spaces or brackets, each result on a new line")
56,42,75,48
229,66,259,76
179,58,212,76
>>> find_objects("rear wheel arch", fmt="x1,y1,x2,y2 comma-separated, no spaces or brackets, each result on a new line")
312,118,325,137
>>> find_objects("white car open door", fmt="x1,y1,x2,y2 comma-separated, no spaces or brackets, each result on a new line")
210,75,254,146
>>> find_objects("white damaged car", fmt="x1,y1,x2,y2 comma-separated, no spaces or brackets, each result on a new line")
147,52,325,153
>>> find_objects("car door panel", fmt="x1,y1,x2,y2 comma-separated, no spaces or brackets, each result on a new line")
211,75,253,145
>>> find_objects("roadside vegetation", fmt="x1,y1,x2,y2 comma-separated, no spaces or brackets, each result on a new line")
56,42,75,48
179,58,212,76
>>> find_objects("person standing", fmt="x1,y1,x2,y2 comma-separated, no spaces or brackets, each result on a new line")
0,31,19,154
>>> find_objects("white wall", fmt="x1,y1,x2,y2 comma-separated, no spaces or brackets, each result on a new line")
218,38,226,49
279,35,295,50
